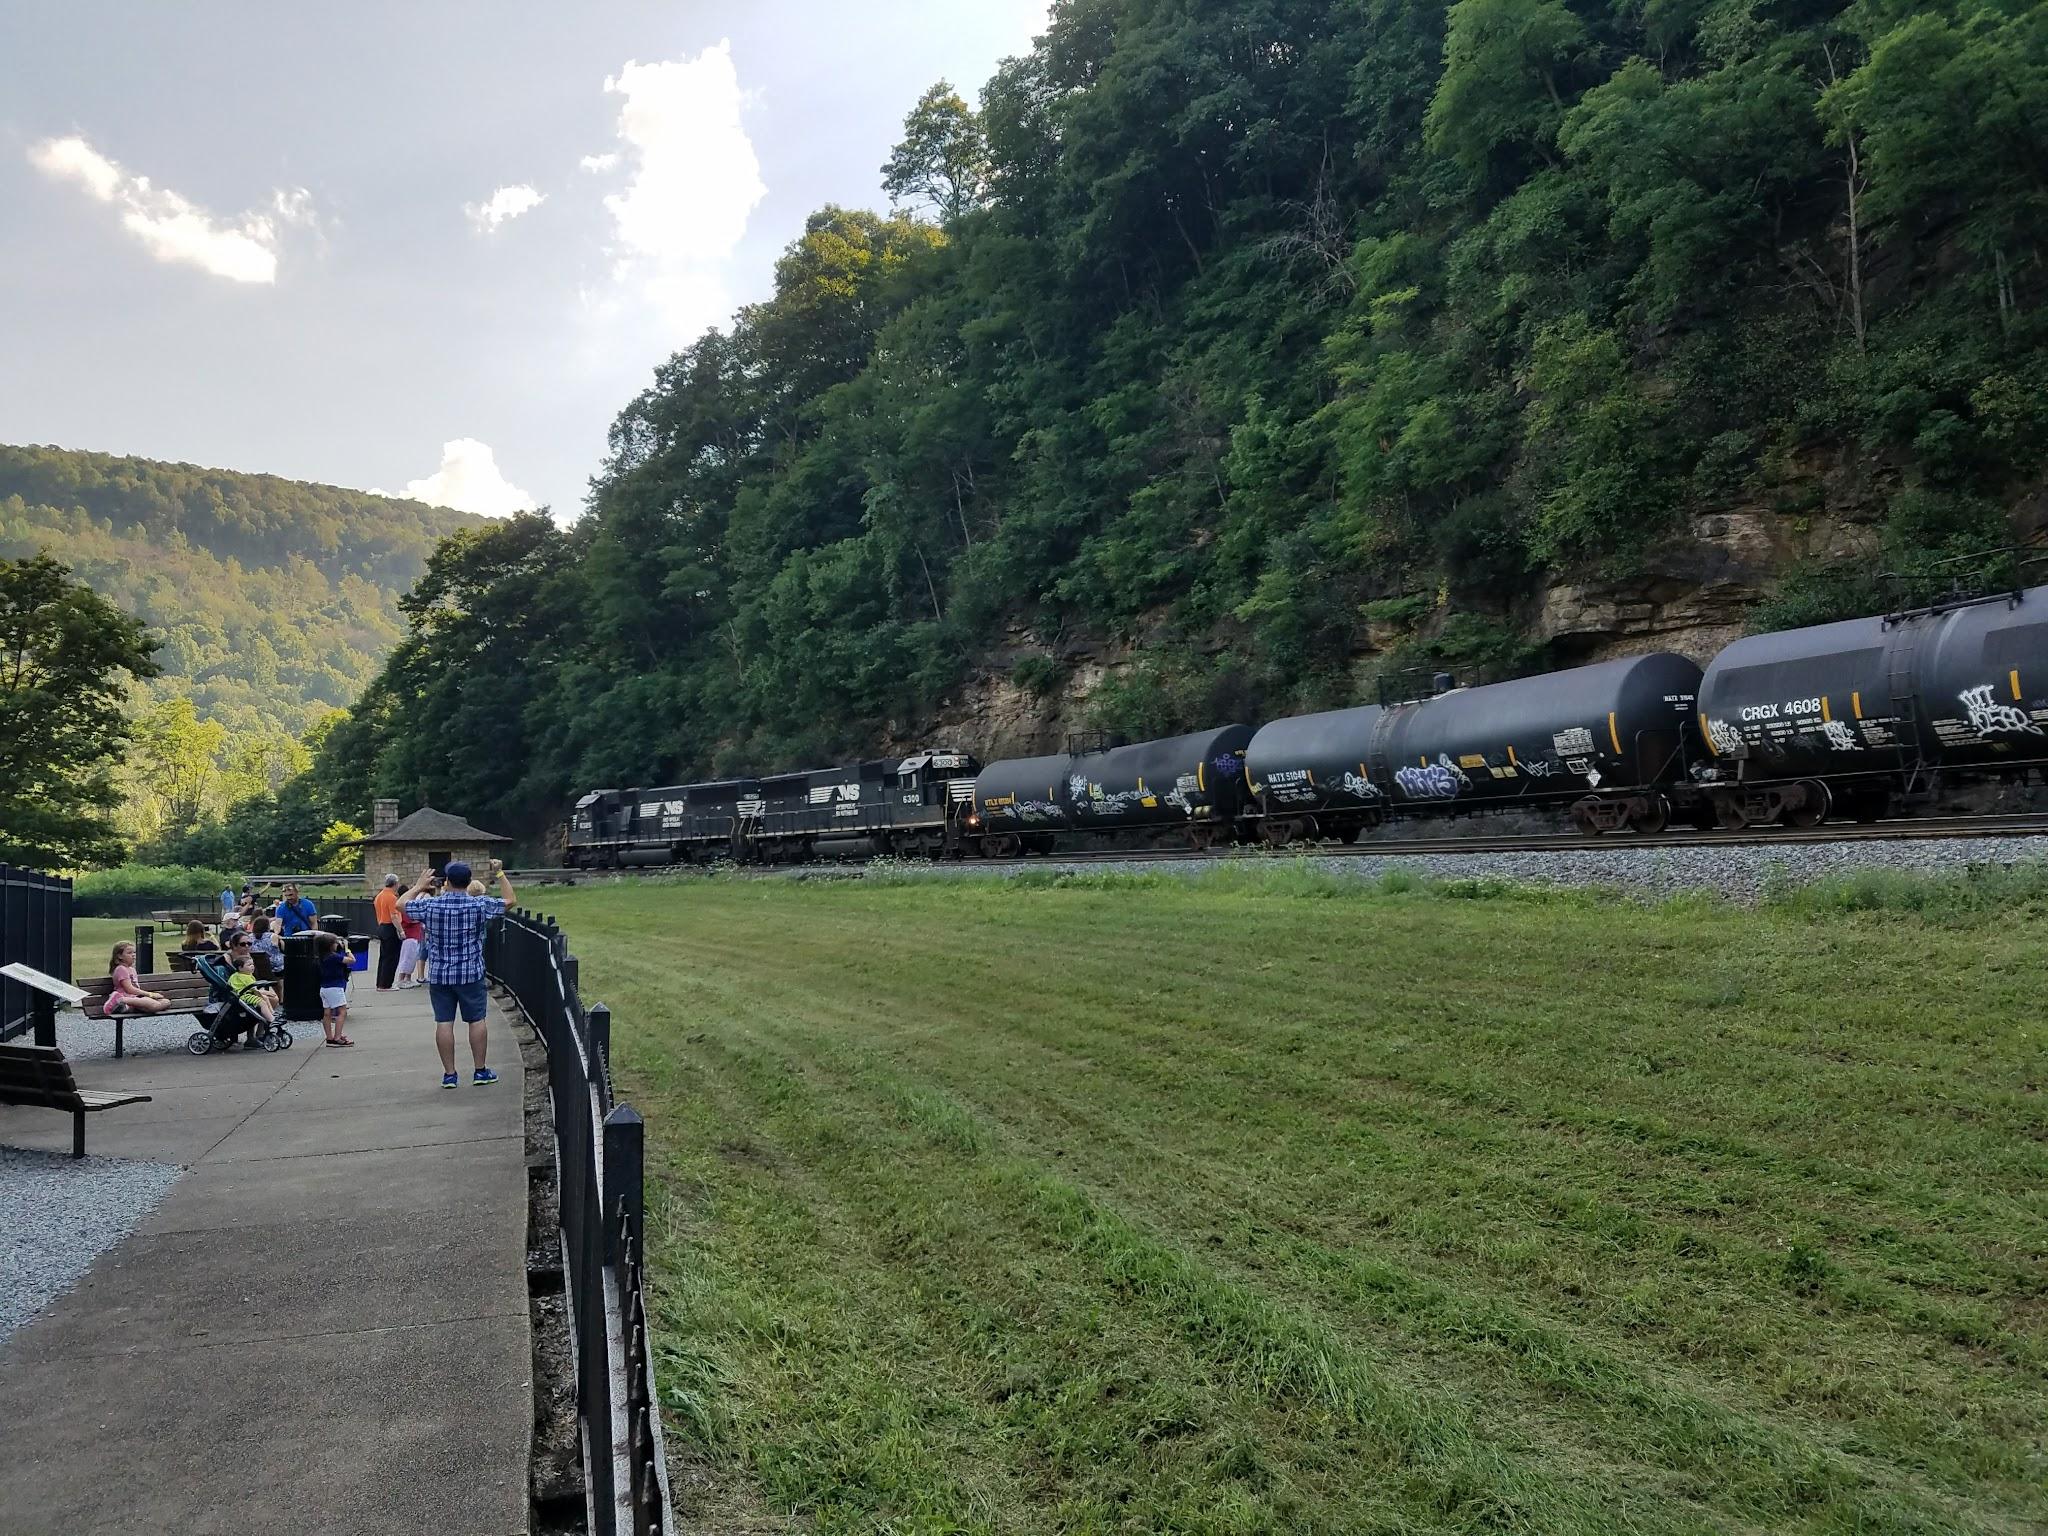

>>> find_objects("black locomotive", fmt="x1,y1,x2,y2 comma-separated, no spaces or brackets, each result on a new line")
564,582,2048,863
566,751,981,866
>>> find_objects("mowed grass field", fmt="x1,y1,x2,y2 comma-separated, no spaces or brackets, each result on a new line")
72,916,139,982
542,870,2046,1535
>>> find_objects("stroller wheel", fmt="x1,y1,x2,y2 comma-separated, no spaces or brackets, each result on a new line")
276,1029,294,1050
186,1030,213,1056
260,1028,283,1053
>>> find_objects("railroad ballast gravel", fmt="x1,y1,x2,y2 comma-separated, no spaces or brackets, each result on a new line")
0,1145,181,1343
848,832,2048,902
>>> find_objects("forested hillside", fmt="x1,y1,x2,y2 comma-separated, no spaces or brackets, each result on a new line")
325,0,2048,837
0,445,478,845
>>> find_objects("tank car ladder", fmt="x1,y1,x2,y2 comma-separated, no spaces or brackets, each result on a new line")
1884,616,1932,796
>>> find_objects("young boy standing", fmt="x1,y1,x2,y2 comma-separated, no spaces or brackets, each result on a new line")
317,931,354,1047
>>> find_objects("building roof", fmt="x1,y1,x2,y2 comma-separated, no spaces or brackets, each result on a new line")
354,806,512,845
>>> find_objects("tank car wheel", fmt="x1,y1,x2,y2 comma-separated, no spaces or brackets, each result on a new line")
1262,818,1296,848
1187,823,1215,851
1716,798,1751,831
1568,799,1601,836
987,833,1021,859
1630,795,1670,835
1782,781,1832,828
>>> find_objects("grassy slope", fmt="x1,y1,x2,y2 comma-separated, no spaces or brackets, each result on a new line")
542,872,2046,1535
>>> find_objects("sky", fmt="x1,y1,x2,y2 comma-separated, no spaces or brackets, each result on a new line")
0,1,1049,518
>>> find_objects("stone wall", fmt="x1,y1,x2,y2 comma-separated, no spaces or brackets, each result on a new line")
360,843,500,890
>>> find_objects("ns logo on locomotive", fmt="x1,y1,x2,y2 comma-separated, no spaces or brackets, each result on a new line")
564,583,2048,865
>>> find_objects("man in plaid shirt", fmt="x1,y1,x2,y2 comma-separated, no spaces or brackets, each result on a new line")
397,859,518,1089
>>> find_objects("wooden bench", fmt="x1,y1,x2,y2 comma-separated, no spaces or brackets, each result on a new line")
0,1043,152,1157
76,972,217,1058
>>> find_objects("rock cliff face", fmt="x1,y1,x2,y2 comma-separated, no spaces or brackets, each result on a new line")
917,629,1138,761
1527,507,1883,666
911,492,2047,762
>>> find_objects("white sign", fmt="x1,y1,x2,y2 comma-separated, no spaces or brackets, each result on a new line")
1,962,86,1005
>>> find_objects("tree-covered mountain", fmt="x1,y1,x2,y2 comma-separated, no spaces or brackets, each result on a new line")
0,444,481,845
327,0,2048,838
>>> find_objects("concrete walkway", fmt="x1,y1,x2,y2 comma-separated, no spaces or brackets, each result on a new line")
0,957,530,1536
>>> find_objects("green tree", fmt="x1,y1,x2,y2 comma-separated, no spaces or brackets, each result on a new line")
316,0,2048,822
0,553,159,867
882,81,990,223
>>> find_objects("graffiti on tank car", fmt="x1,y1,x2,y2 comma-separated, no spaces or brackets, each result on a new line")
1518,757,1555,778
1821,719,1859,752
1336,770,1382,801
1212,752,1242,777
1069,772,1151,817
1959,684,2042,737
1704,718,1742,756
1395,754,1469,800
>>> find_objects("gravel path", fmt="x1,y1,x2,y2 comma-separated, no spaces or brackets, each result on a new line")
843,833,2048,902
0,1145,181,1344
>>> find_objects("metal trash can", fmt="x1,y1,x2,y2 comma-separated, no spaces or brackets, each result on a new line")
319,914,350,939
281,931,324,1022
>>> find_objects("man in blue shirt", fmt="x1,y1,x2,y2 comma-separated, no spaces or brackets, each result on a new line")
273,883,319,936
396,859,517,1089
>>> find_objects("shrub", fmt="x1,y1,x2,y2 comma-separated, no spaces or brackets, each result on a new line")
72,863,239,917
1010,654,1063,697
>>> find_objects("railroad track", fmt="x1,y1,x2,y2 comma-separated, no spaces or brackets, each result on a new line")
266,815,2048,889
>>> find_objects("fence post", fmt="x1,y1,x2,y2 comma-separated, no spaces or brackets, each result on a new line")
603,1103,645,1271
134,923,154,974
587,1000,610,1071
31,992,56,1050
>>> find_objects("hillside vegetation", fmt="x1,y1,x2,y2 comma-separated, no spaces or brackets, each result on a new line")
0,444,478,846
323,0,2048,838
554,870,2047,1533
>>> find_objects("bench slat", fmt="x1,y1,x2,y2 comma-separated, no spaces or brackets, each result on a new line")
72,1090,153,1110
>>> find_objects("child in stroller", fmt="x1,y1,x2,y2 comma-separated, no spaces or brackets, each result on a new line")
188,952,295,1055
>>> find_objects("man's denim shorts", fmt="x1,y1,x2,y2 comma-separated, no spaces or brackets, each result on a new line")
427,979,489,1025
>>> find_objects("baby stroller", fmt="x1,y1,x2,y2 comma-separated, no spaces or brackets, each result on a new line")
186,952,295,1055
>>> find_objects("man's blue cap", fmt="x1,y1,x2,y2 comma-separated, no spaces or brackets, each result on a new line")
443,861,473,886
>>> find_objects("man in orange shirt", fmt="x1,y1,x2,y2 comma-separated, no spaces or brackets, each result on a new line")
372,873,403,991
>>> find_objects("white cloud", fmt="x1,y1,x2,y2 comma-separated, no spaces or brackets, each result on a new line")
27,133,311,284
595,40,766,338
466,182,545,233
375,439,537,518
578,152,619,174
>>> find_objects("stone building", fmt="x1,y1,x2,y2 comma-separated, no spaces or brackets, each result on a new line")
354,802,513,890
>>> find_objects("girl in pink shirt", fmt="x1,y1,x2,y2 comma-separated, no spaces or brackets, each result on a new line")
105,942,171,1015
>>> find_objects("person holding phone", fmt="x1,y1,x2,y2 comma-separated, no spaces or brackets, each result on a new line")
396,858,517,1089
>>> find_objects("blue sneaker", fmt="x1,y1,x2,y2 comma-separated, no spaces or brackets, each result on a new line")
472,1067,499,1087
441,1071,459,1090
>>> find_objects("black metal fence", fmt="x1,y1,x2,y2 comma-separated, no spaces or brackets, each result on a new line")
1,865,73,1041
486,910,673,1536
